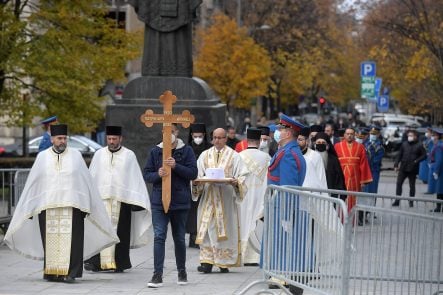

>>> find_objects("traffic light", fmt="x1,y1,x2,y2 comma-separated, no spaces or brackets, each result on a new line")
319,96,326,107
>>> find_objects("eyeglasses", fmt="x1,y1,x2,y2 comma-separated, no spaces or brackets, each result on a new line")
213,136,226,140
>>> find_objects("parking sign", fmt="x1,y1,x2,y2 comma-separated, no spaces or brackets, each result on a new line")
361,61,376,77
377,95,389,112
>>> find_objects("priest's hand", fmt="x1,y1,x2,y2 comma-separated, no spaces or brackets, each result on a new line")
158,167,169,177
164,157,176,169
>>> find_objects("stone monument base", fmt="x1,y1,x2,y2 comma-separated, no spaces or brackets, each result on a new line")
106,76,226,164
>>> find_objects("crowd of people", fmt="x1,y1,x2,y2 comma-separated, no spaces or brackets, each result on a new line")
3,113,443,295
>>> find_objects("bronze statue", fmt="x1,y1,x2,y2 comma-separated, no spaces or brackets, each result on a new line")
130,0,202,77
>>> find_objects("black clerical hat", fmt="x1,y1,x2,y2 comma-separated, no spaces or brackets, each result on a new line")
310,124,323,133
257,126,270,136
300,127,311,138
190,123,206,134
50,124,68,136
247,128,262,140
106,125,122,136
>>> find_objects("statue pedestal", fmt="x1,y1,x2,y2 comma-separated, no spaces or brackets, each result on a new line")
106,76,226,164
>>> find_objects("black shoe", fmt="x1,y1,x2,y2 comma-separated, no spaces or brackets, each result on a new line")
197,263,213,273
244,263,259,266
84,262,100,272
64,276,75,284
431,207,443,213
177,270,188,285
409,201,414,207
219,267,229,273
114,268,124,273
147,272,163,288
289,284,304,295
392,200,400,207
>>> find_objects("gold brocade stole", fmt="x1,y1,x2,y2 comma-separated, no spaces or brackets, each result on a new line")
195,148,234,244
100,199,121,269
241,153,267,183
45,207,73,276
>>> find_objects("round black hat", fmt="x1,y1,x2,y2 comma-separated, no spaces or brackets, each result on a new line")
106,125,122,136
190,123,206,133
50,124,68,136
300,127,311,138
247,128,262,140
257,126,270,136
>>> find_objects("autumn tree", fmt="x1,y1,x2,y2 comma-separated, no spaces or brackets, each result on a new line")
0,0,141,132
194,13,272,111
363,0,443,123
218,0,362,115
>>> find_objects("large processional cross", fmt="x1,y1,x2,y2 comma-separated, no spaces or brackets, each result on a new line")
140,90,195,213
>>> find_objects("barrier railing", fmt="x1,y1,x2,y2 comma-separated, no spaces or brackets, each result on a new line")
0,169,30,232
236,185,443,295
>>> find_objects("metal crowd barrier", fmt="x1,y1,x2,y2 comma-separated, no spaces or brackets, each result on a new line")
236,185,443,295
0,168,30,233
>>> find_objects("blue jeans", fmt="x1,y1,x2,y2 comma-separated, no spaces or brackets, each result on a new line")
152,208,189,274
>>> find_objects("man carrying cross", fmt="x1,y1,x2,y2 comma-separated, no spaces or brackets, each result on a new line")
142,91,198,288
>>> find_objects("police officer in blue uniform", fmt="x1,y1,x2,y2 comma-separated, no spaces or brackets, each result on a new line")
430,128,443,213
267,114,307,295
363,126,385,195
38,116,57,152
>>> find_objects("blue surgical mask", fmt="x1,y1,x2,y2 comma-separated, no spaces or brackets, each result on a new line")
369,134,377,142
274,129,281,143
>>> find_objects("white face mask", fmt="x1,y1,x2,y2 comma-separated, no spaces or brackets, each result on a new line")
193,137,203,145
273,129,282,143
407,136,414,142
425,132,431,138
356,138,363,144
369,134,377,142
171,134,176,144
259,140,268,149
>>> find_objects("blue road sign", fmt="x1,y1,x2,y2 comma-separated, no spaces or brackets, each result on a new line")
369,77,383,102
377,95,389,112
361,61,376,77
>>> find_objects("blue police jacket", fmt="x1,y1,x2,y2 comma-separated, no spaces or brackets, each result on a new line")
267,140,306,186
364,139,384,173
38,132,52,152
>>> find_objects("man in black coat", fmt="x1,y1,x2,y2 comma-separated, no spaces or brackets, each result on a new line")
393,130,426,207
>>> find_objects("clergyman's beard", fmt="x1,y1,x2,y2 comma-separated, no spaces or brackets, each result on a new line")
108,143,120,152
54,143,66,153
319,151,328,168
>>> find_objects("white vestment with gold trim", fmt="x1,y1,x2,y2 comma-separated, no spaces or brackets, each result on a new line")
192,146,248,267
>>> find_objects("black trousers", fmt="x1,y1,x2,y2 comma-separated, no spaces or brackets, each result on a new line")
38,208,85,280
396,170,417,197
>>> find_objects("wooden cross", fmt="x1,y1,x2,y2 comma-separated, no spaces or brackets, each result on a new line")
140,90,195,213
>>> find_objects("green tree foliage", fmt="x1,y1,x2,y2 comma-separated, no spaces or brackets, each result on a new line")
0,0,141,132
364,0,443,122
194,13,272,110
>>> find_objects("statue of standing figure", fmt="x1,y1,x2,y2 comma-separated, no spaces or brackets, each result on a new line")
129,0,202,77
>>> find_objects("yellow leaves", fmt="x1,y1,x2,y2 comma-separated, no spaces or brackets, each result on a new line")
194,14,271,109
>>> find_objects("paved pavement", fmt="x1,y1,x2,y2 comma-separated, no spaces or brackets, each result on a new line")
0,160,441,295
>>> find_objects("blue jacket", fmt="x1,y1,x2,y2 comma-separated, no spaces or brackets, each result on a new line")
267,140,306,186
143,139,198,210
364,139,384,174
38,132,52,152
432,141,443,194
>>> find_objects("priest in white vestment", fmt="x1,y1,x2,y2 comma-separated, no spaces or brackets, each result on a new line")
239,128,271,265
84,126,151,273
192,128,249,273
4,124,118,283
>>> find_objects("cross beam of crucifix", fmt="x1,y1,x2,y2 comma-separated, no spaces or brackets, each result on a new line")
140,90,195,213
